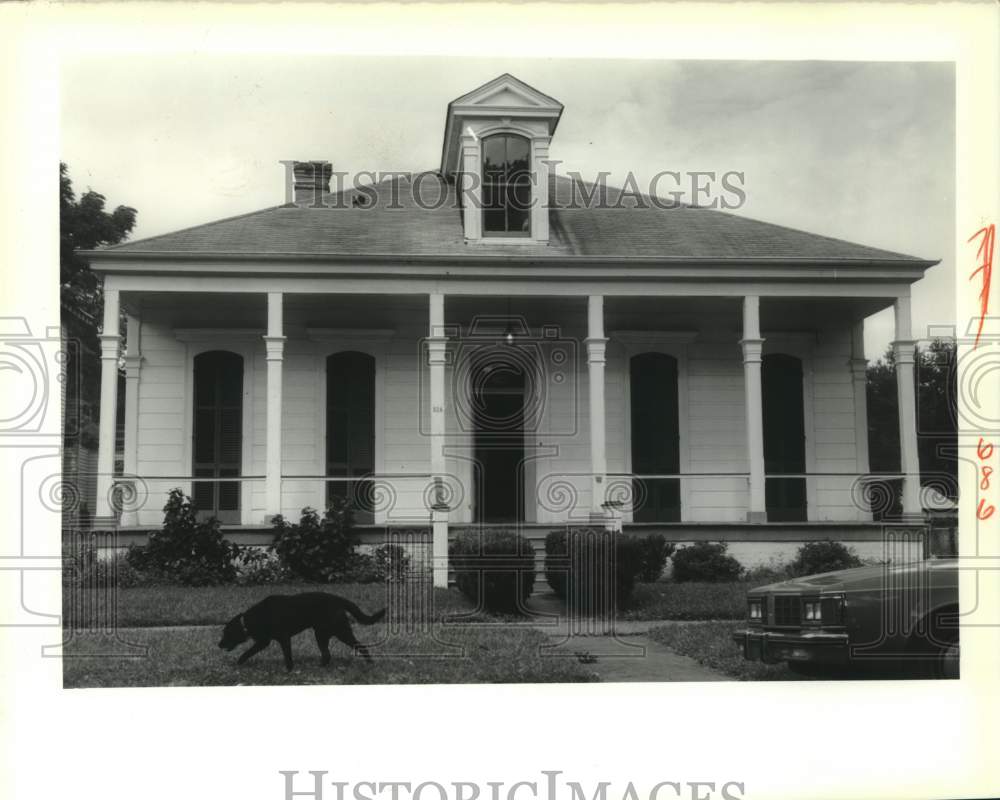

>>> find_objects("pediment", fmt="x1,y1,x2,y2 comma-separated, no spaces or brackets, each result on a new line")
451,73,563,113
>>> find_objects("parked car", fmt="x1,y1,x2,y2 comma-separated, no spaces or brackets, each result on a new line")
733,556,958,678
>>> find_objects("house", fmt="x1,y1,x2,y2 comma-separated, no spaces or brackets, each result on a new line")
80,74,939,586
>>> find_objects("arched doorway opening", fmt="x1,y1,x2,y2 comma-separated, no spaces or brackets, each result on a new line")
471,353,527,522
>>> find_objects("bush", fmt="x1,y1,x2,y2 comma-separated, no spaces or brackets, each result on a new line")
545,528,654,611
372,543,411,582
635,534,676,582
671,542,744,583
789,540,862,577
270,500,358,582
234,548,292,585
64,541,153,588
126,489,240,585
450,529,536,614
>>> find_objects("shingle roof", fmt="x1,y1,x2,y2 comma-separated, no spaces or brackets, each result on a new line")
94,173,928,263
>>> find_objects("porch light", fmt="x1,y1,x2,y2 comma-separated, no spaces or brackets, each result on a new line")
503,325,516,346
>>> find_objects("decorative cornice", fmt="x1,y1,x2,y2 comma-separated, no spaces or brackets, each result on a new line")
305,327,395,342
174,328,263,342
610,330,698,345
891,339,918,365
739,337,765,363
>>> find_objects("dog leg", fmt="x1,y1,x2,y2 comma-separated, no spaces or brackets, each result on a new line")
278,637,294,671
334,625,372,662
237,639,270,665
314,628,332,666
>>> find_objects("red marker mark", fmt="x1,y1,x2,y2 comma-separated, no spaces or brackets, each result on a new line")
968,222,995,349
976,437,995,520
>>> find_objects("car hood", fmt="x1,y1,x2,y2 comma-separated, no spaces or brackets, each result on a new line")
750,559,954,595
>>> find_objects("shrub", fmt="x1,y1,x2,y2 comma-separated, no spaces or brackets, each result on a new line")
671,542,744,583
450,529,536,614
126,489,239,585
789,540,862,577
634,534,676,582
372,543,411,582
234,548,292,585
270,500,358,582
545,528,652,611
64,541,152,588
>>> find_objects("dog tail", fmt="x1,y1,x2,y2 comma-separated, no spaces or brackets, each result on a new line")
342,600,386,625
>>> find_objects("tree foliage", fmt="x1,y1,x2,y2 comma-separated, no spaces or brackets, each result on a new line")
60,162,137,325
866,338,957,495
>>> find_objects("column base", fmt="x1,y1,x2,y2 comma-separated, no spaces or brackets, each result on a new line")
431,507,449,588
746,510,767,524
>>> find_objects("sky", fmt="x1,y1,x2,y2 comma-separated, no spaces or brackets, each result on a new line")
60,55,955,356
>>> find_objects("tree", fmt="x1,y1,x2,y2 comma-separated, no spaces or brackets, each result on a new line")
866,338,957,504
60,162,137,328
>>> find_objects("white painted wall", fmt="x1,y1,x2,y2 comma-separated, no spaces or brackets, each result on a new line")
130,307,867,527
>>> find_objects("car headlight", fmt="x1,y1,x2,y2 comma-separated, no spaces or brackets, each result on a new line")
748,598,764,622
803,600,822,622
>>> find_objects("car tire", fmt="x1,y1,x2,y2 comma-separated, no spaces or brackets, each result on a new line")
906,608,959,679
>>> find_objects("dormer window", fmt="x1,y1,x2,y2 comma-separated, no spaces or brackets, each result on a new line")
440,74,562,243
482,134,531,237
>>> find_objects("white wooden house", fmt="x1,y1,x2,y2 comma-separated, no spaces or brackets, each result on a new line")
82,75,938,585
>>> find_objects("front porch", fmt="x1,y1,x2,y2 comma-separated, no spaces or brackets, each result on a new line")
91,275,929,587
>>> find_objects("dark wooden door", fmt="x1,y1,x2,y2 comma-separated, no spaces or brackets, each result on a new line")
762,353,807,521
473,360,525,523
192,351,243,523
630,352,681,522
327,352,376,522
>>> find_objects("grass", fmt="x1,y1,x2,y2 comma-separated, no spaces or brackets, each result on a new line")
63,582,478,629
62,625,599,687
647,621,800,681
622,580,767,621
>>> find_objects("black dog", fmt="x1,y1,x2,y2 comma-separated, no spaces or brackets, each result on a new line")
218,593,386,671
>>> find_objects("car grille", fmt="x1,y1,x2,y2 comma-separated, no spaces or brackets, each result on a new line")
772,595,801,627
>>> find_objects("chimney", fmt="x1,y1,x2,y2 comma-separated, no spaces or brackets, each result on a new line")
291,160,333,207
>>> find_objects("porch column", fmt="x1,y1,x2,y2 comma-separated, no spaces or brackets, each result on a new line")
849,321,871,475
586,295,608,515
95,287,120,519
740,295,767,523
120,313,142,526
428,293,450,588
263,292,285,520
892,296,921,516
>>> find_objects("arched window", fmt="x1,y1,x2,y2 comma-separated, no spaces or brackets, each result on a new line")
762,353,807,521
326,352,376,522
192,350,243,523
630,352,681,522
482,134,531,237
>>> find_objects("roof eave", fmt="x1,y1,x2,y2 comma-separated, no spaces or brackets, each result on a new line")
80,248,939,271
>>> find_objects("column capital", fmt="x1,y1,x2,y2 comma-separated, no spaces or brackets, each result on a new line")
739,337,765,363
99,333,120,360
891,339,917,365
426,336,449,365
123,354,143,378
848,357,868,378
263,335,285,358
585,336,608,363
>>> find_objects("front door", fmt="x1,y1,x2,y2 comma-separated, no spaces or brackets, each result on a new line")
762,353,807,521
472,356,526,523
630,352,681,522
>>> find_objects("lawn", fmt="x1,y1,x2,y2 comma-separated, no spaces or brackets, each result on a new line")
63,582,477,628
647,621,800,681
62,625,599,687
